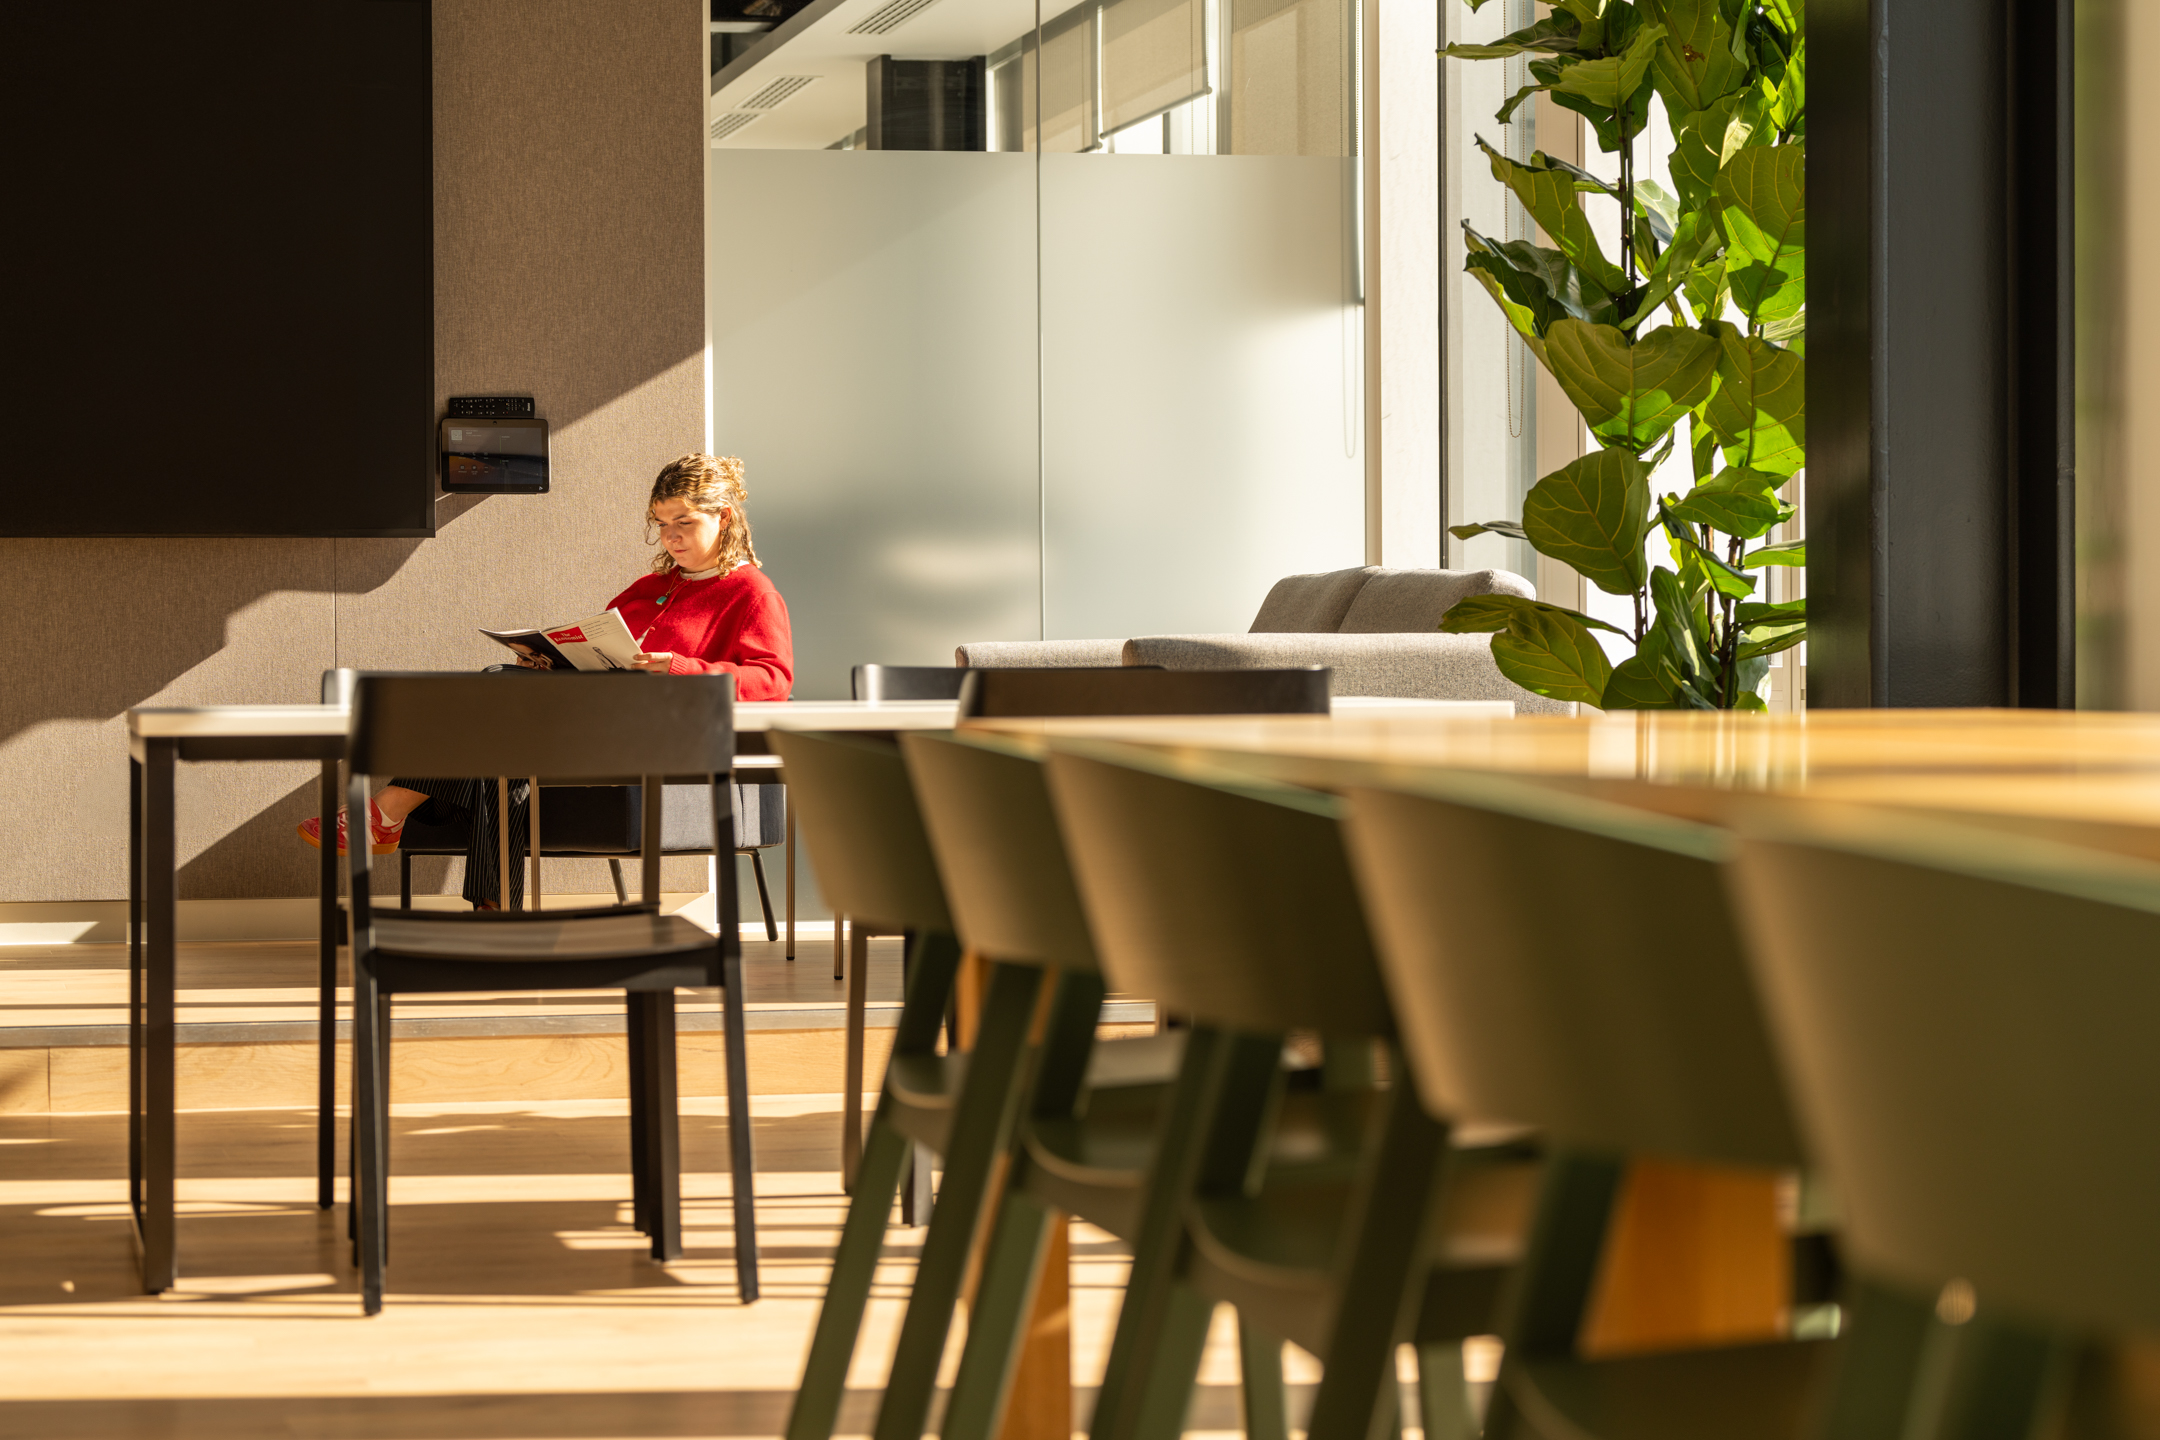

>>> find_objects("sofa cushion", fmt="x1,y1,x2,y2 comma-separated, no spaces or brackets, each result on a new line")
1248,567,1374,633
955,639,1128,668
1336,568,1534,633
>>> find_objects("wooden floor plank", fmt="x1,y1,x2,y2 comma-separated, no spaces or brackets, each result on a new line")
0,1098,1265,1440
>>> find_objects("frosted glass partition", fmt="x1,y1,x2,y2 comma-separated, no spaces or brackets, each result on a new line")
707,150,1040,699
1040,154,1365,638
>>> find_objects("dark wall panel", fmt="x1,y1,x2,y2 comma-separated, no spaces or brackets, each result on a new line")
3,2,433,537
1807,0,2073,708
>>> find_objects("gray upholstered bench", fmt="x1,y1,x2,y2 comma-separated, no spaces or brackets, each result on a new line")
955,566,1570,715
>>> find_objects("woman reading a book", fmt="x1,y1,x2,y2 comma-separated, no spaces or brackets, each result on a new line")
301,453,794,908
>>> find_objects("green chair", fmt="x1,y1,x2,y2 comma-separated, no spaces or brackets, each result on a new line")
1340,771,1832,1440
1043,744,1535,1440
1730,804,2160,1440
776,730,1048,1440
900,730,1201,1440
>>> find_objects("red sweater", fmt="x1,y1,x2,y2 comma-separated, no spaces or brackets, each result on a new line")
607,565,794,701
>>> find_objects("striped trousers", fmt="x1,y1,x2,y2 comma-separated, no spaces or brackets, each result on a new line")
391,776,527,908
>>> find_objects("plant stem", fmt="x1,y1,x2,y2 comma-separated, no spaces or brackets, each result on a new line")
1618,75,1635,284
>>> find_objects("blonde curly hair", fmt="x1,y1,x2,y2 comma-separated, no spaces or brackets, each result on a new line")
646,453,760,575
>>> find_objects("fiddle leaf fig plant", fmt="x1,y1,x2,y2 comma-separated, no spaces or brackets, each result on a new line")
1442,0,1805,710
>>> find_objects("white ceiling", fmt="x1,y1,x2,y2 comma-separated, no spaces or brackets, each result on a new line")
709,0,1083,150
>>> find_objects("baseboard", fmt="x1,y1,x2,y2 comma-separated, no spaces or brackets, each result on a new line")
0,897,841,946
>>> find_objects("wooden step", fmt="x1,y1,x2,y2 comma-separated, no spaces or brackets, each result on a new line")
0,935,1155,1114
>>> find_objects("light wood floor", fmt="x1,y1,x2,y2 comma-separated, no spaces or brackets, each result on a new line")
0,1094,1290,1439
0,935,907,1032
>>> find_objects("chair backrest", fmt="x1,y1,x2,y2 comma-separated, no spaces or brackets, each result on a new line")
1340,772,1803,1168
852,663,968,703
770,730,951,933
1044,746,1391,1038
1729,807,2160,1334
902,733,1099,972
347,673,734,781
956,666,1328,719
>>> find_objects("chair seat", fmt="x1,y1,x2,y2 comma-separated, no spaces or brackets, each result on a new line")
887,1052,971,1155
1505,1338,1834,1440
371,910,716,962
1081,1029,1187,1089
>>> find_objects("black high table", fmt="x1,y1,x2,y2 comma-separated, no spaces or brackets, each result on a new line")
126,704,347,1292
120,696,957,1294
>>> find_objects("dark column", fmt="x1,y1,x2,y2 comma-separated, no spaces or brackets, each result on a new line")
1807,0,2073,707
865,55,988,151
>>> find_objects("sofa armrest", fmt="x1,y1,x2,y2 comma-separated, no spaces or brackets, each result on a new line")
955,639,1128,668
1119,632,1575,715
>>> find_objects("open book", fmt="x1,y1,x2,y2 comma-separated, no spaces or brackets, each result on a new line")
480,608,642,671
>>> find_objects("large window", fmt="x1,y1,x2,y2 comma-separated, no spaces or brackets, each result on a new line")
707,0,1367,696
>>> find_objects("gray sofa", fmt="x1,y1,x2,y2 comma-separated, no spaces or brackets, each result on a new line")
955,565,1571,715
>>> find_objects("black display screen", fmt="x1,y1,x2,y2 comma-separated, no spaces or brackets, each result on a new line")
440,419,551,493
1,2,432,537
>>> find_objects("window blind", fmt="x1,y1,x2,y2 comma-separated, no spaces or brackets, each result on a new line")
1229,0,1350,155
1100,0,1207,136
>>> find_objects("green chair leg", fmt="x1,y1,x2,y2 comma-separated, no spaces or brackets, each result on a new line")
1414,1344,1477,1440
1091,1030,1278,1440
1306,1072,1451,1440
786,1117,918,1440
941,1187,1059,1440
872,962,1048,1440
1238,1316,1291,1440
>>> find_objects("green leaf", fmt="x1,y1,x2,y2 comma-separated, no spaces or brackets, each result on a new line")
1702,324,1805,474
1490,606,1617,708
1477,138,1628,297
1448,518,1532,543
1681,251,1731,326
1548,21,1666,110
1634,178,1680,245
1543,319,1722,452
1744,537,1806,568
1624,207,1724,330
1762,307,1806,352
1736,597,1806,625
1648,567,1720,707
1602,632,1689,708
1768,35,1806,132
1463,227,1571,344
1718,143,1806,322
1657,499,1757,598
1521,447,1653,597
1439,592,1632,637
1665,467,1787,538
1446,13,1584,59
1549,71,1656,154
1733,691,1769,712
1641,0,1748,114
1737,619,1808,660
1670,89,1762,211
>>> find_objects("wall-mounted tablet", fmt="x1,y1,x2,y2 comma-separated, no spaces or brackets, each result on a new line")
440,416,550,493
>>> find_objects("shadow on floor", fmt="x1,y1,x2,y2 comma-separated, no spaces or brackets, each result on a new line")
0,1383,1266,1439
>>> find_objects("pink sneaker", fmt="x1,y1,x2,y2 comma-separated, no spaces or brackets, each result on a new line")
298,799,403,855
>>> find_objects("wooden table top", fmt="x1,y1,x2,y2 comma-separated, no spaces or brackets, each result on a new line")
964,707,2160,837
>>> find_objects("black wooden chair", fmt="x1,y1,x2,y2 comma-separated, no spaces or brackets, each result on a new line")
342,672,758,1315
956,664,1320,718
324,669,788,932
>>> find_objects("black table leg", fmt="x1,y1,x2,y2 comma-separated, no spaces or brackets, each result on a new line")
140,738,177,1292
317,758,339,1209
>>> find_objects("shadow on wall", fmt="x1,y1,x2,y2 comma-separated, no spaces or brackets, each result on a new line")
0,516,446,750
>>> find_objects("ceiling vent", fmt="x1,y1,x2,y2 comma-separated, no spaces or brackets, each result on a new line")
742,74,818,109
849,0,945,34
711,111,764,141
